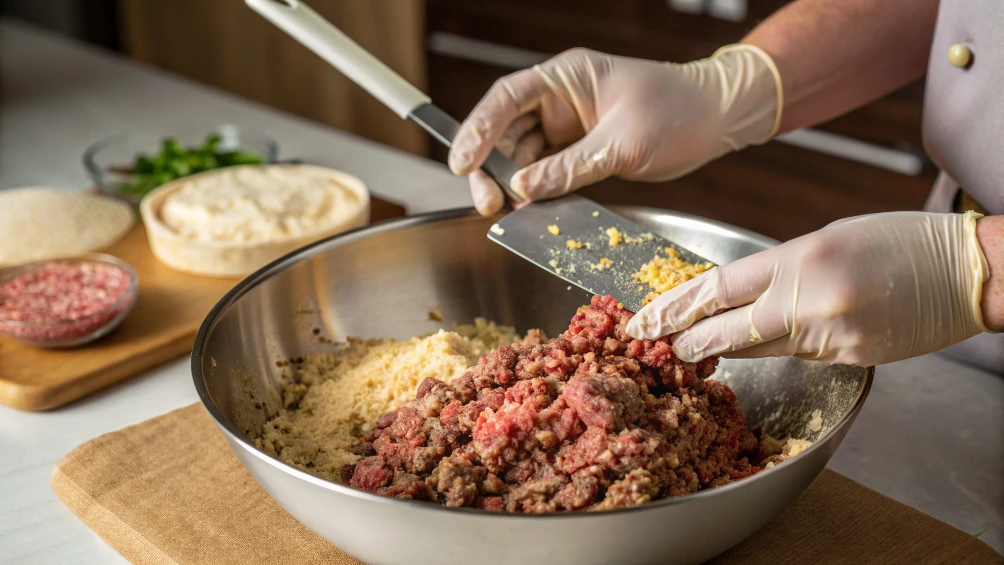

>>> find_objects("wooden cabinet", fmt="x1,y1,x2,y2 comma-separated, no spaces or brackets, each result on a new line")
425,0,935,241
118,0,428,156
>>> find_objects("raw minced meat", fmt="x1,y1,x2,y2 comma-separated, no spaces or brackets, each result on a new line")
343,295,800,513
0,260,134,343
0,261,131,324
257,319,522,479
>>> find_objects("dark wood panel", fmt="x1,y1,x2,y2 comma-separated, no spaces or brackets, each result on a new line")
429,2,726,62
819,80,928,148
429,0,790,53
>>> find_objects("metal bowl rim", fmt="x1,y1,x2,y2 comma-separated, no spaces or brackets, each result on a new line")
192,205,874,520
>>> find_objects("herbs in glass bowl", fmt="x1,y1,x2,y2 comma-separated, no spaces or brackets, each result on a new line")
124,135,265,196
84,124,278,207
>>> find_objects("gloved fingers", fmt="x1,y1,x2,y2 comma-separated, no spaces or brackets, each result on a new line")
670,300,791,362
511,119,624,200
824,214,871,230
512,129,547,168
469,130,545,216
538,89,587,148
469,171,505,216
532,51,598,146
626,250,779,340
717,336,796,360
450,68,552,177
497,113,540,157
718,337,839,362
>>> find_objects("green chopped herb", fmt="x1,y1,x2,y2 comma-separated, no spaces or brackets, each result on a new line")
118,133,265,196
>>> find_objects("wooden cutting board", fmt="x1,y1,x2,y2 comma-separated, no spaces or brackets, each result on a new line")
0,196,407,411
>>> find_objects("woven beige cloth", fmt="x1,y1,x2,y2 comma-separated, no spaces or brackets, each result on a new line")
51,404,1001,565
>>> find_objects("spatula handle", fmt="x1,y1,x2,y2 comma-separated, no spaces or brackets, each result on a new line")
246,0,525,203
245,0,430,118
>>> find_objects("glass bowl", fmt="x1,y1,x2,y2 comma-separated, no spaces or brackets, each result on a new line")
83,123,279,208
0,254,139,348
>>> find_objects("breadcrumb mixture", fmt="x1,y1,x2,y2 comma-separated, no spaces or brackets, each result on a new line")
257,319,523,481
602,227,654,248
635,247,715,305
605,227,622,247
258,313,813,494
757,436,813,468
590,257,614,271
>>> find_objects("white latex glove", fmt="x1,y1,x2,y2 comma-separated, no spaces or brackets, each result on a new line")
448,45,783,215
626,212,993,366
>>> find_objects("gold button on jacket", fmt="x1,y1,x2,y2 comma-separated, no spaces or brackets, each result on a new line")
948,43,971,68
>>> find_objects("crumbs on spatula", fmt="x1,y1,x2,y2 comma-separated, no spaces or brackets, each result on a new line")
634,247,714,305
599,227,656,248
589,257,614,271
606,227,622,247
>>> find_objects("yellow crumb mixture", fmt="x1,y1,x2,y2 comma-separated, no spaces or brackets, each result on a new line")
605,227,622,247
634,247,714,305
257,319,520,482
601,227,657,248
589,257,614,271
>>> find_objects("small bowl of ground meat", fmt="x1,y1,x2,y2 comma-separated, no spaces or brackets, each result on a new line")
0,254,138,348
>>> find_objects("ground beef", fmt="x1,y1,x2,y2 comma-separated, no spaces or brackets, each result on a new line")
347,295,768,513
0,260,134,344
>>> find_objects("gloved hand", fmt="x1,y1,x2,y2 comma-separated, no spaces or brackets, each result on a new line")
625,212,993,366
448,45,783,215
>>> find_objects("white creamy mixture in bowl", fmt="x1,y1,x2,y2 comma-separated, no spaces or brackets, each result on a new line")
141,164,370,277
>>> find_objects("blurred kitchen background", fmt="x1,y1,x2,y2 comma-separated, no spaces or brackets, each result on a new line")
1,0,935,241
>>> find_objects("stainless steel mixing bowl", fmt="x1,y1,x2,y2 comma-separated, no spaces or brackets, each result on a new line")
193,206,873,565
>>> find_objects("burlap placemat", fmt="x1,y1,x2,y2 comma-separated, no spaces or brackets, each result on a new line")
51,404,1001,565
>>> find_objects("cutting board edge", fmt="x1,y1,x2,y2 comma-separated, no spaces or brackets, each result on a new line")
0,331,195,411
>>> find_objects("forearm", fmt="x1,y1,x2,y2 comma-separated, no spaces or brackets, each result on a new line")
742,0,938,133
978,216,1004,332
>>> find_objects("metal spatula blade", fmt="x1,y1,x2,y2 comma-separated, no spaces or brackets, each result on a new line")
488,195,715,313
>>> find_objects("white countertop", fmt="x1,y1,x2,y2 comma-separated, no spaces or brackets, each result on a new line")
0,19,1000,564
